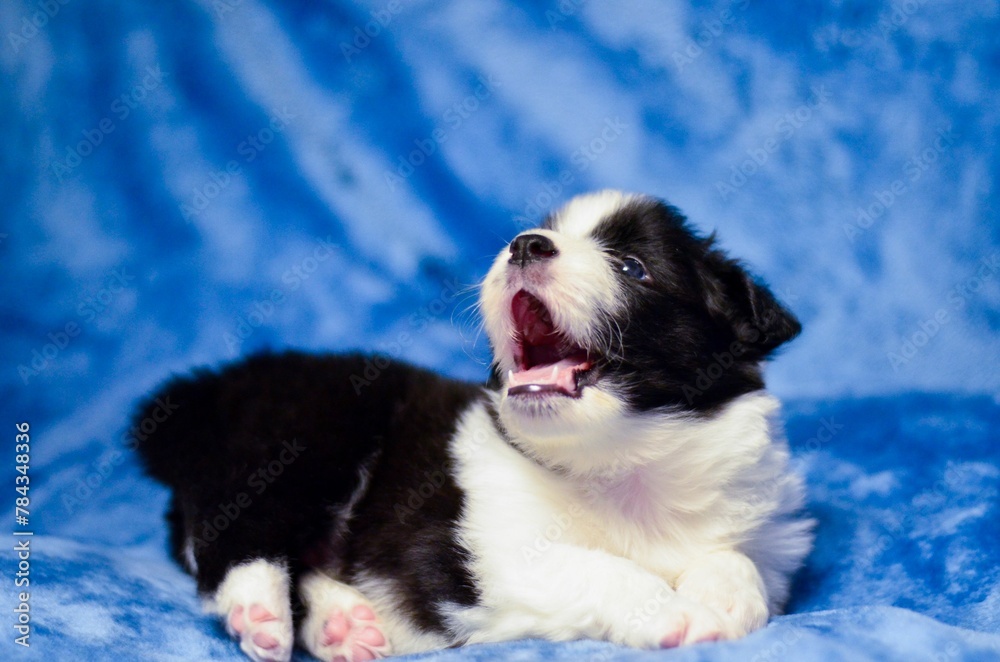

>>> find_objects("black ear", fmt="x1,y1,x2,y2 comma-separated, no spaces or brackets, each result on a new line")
700,249,801,357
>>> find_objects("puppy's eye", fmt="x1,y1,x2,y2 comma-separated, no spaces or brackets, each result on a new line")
620,257,649,281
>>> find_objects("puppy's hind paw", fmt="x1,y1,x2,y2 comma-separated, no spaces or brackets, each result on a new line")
299,573,391,662
214,560,295,662
316,604,389,662
227,603,294,662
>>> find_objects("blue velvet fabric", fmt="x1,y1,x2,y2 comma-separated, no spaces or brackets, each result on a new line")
2,0,999,660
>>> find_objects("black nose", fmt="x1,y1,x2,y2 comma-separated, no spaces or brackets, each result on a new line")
509,234,557,267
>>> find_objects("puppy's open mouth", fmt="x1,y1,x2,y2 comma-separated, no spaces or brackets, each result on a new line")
508,290,593,398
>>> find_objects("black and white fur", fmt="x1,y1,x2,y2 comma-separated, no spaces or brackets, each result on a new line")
133,190,813,662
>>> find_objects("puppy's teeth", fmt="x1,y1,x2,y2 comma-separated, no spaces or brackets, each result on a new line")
550,365,559,381
508,370,514,382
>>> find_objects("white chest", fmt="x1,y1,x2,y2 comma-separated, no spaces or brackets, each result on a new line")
451,393,790,586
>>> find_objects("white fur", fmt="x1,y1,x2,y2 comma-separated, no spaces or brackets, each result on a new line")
297,571,392,660
480,190,649,442
208,189,811,658
350,572,451,654
435,189,811,650
551,189,642,238
446,391,812,647
209,559,294,662
330,453,378,543
480,191,643,375
480,226,623,375
182,535,198,574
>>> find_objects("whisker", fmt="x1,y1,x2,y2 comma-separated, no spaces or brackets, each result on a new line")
611,317,626,364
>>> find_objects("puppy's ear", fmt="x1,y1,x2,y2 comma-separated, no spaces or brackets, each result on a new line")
700,248,801,357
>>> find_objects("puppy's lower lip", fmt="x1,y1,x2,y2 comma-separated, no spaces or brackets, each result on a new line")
507,383,578,397
507,357,592,398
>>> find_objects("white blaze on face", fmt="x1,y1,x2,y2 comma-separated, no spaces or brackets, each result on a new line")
479,190,645,445
549,190,641,238
481,190,640,374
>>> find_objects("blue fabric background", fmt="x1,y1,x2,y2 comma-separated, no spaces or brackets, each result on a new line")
1,0,998,660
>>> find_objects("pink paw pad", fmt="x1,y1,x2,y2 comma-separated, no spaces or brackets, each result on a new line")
322,610,350,645
249,604,278,623
660,629,685,648
226,602,291,660
229,605,245,634
252,631,279,650
357,627,385,647
695,631,723,643
318,604,388,661
351,605,376,621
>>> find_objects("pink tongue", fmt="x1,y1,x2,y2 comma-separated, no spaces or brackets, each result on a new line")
509,357,587,392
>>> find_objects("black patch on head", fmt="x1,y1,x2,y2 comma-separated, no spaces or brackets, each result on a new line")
699,250,802,356
587,197,801,413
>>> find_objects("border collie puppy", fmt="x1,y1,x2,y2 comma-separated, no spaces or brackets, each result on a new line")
134,190,813,662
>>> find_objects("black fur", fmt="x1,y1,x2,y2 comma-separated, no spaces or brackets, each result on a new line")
132,351,481,632
551,197,800,412
132,193,801,647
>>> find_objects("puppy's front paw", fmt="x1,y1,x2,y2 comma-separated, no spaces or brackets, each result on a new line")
226,602,294,662
674,551,770,637
299,572,392,662
682,584,768,637
626,593,740,649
